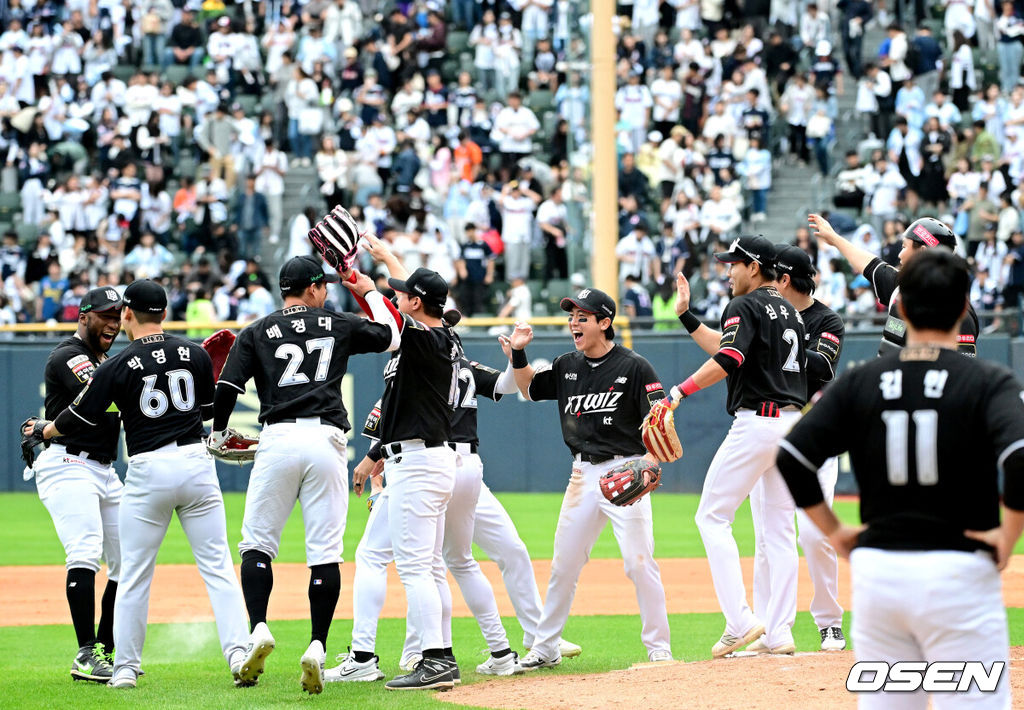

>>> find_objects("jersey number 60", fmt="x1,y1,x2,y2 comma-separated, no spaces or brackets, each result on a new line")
140,370,196,418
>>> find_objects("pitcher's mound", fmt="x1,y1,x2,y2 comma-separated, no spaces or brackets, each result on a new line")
441,649,1024,710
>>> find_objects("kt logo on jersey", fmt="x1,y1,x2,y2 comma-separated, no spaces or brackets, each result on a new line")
564,391,623,416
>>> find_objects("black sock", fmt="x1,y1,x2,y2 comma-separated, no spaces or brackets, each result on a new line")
308,563,340,647
66,568,97,649
97,580,117,655
492,648,512,658
423,648,445,660
240,551,273,631
352,650,374,663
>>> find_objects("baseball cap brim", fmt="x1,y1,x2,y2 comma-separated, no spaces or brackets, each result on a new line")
322,273,340,283
714,251,748,263
88,301,122,313
388,277,411,293
560,297,615,339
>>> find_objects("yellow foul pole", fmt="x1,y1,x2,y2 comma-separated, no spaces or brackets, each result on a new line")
590,0,618,304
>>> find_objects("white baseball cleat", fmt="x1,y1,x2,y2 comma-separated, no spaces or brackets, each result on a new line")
399,653,423,672
820,627,846,651
712,622,766,658
236,622,275,685
649,650,674,662
324,650,385,682
519,649,561,670
476,651,524,676
559,639,582,658
745,636,796,655
107,671,136,689
300,640,326,695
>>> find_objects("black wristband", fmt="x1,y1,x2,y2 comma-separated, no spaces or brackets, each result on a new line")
511,348,529,369
678,310,702,334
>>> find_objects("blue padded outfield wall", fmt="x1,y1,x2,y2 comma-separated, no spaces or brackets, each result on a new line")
0,332,1015,493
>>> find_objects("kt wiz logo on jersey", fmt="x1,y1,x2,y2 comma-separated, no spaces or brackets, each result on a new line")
563,391,624,416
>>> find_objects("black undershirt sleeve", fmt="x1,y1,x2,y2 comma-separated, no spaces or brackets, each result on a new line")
1003,449,1024,512
367,440,382,462
712,351,741,374
212,383,239,431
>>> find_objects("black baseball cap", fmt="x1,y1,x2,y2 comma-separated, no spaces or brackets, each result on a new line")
715,235,775,265
389,267,448,308
560,288,616,339
123,279,168,313
774,245,817,279
279,255,339,291
79,286,122,314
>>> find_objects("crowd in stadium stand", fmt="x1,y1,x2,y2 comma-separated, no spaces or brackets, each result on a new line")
0,0,1023,334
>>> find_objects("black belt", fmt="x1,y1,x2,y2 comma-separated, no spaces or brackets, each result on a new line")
381,440,446,459
755,402,801,418
576,453,624,464
63,447,113,466
266,417,328,425
448,442,478,453
177,436,203,447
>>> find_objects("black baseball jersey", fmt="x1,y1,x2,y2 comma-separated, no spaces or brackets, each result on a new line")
779,346,1024,553
799,299,845,397
451,356,503,445
528,344,665,459
376,313,460,446
69,333,212,456
363,357,502,447
218,305,393,431
44,336,120,459
864,257,979,357
718,286,808,415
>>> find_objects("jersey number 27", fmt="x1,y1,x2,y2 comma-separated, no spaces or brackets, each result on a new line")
276,338,335,387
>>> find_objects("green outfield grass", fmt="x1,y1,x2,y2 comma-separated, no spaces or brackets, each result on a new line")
0,492,870,566
2,611,1024,710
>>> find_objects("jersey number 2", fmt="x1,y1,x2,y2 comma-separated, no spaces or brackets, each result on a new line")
880,409,939,485
276,338,334,387
456,367,478,409
782,329,801,373
140,370,195,418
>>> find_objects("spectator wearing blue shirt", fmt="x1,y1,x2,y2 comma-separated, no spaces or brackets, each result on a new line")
37,261,69,322
621,273,654,328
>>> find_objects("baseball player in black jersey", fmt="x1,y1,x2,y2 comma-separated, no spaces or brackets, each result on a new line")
25,280,263,689
210,255,400,694
506,288,673,670
27,287,123,683
748,246,847,652
777,249,1024,709
340,262,463,691
670,235,807,657
809,213,980,357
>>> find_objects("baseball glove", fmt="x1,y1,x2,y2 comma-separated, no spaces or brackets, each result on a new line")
202,329,236,382
308,205,361,271
207,428,259,463
641,400,683,463
20,416,48,468
599,459,662,506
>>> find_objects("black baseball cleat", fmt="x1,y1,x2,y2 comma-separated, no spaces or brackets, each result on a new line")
446,657,461,685
71,643,114,683
384,657,455,691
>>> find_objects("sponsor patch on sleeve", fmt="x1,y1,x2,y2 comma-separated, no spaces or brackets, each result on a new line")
645,382,663,393
957,334,976,344
912,224,939,247
723,316,741,328
66,354,94,383
821,332,840,344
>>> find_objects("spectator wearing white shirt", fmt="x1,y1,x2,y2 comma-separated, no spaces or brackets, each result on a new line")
866,157,907,231
497,276,533,320
123,232,174,279
140,182,172,244
698,184,742,248
323,0,363,49
469,11,499,93
491,92,540,173
887,117,923,214
238,279,275,323
799,3,830,58
780,73,815,164
255,140,288,244
924,90,962,132
650,64,682,138
615,221,659,285
615,70,654,153
513,0,553,62
498,179,541,280
536,187,569,282
494,13,523,100
738,136,772,222
997,2,1024,92
856,63,892,139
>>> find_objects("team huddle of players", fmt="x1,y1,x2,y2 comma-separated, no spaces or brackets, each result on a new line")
22,209,1023,707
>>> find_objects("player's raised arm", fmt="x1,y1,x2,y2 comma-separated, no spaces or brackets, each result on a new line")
506,322,538,399
809,213,875,276
674,272,723,355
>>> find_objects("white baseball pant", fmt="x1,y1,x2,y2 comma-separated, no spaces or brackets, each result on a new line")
850,547,1010,710
239,419,349,566
351,450,531,655
34,444,122,577
112,443,249,679
696,410,800,649
530,455,671,661
751,456,843,631
383,444,457,653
